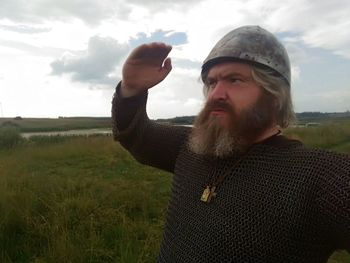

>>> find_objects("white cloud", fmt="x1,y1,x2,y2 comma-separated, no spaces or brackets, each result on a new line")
0,23,51,34
0,0,350,118
264,0,350,58
0,0,130,25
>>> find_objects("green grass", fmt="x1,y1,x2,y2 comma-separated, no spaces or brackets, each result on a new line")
0,136,171,262
285,121,350,153
0,121,349,262
0,117,111,132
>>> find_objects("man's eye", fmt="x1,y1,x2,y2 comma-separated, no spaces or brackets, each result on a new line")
207,80,216,88
229,77,243,84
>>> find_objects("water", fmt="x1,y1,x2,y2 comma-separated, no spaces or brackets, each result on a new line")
21,128,112,138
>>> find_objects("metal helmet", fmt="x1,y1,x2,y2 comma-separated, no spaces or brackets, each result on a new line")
202,25,291,86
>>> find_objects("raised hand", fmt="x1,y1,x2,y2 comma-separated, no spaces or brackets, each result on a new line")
121,42,172,97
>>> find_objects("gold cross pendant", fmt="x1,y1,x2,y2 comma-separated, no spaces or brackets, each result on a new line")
200,186,210,202
200,186,217,202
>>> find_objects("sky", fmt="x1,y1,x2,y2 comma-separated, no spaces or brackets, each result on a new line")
0,0,349,119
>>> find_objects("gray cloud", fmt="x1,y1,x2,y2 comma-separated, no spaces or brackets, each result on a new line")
264,0,350,58
0,24,51,34
0,0,131,25
0,0,204,26
50,36,129,85
128,0,205,9
129,0,202,3
50,30,190,86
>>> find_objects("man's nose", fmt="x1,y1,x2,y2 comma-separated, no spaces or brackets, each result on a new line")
208,81,227,101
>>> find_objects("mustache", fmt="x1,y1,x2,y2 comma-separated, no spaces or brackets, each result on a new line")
194,100,236,126
204,100,234,114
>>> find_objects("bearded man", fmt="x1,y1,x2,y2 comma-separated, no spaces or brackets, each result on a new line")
112,26,350,262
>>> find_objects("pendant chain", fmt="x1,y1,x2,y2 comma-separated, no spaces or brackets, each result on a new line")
200,130,281,203
200,152,249,203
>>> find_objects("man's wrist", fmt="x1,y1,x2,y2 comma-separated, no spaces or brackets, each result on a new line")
120,82,142,98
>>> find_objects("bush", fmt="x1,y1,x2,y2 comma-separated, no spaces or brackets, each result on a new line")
1,120,19,128
28,135,73,145
0,126,24,149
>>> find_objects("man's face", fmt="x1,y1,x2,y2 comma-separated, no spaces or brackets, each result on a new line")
188,62,276,157
204,62,262,125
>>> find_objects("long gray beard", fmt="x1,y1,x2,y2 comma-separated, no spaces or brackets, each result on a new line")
188,117,247,158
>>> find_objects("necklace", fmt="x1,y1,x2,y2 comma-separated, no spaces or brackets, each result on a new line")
200,152,249,202
200,130,281,203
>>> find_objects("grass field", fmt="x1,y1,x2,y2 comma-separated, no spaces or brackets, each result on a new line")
0,121,349,262
0,117,111,132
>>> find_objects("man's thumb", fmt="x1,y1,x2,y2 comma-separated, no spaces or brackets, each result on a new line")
163,57,172,74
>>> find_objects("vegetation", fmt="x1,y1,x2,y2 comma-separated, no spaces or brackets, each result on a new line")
0,121,349,262
156,111,350,125
0,117,111,132
0,136,170,262
1,112,349,132
0,126,24,149
285,121,350,152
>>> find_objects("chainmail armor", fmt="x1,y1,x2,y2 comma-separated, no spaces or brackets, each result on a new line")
112,83,350,263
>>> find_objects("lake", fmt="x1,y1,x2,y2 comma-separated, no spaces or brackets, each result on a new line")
21,128,112,138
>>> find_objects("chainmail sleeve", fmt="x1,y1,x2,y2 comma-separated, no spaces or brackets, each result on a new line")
111,82,191,173
314,151,350,251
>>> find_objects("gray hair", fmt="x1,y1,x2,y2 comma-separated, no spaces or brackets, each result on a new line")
250,66,295,128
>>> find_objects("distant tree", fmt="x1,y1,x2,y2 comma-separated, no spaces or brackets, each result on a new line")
156,116,195,125
1,121,19,127
0,126,24,149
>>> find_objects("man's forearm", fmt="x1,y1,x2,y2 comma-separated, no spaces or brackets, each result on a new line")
112,81,148,137
111,81,190,173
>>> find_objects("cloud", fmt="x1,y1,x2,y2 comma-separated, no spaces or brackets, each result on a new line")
172,58,202,70
50,30,190,86
2,0,350,118
0,39,68,57
0,24,51,34
2,0,349,59
129,0,202,4
263,0,350,58
50,36,129,85
127,0,206,11
301,21,350,59
129,30,188,47
0,0,131,25
0,0,205,26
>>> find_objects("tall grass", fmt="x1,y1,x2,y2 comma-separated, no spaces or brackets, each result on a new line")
0,122,349,262
0,117,111,133
0,137,171,262
285,121,350,153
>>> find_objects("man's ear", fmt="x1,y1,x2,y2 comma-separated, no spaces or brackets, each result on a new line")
272,97,281,111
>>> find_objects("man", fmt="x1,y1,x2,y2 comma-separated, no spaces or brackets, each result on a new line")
112,26,350,262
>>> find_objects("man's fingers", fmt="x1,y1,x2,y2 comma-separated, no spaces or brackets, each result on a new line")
133,42,172,61
163,57,172,72
159,43,172,58
122,42,173,92
149,42,172,54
